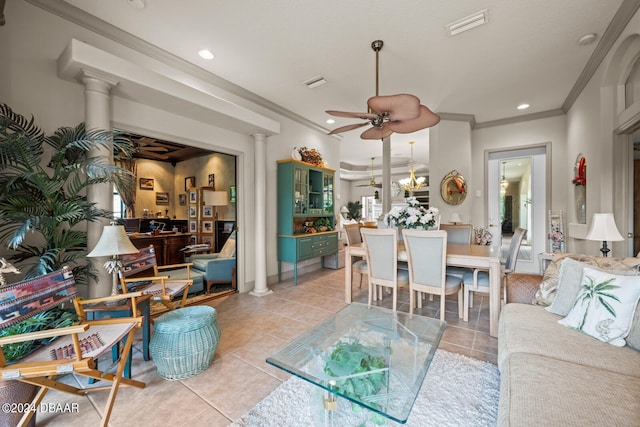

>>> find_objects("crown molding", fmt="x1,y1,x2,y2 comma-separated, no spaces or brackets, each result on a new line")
437,113,476,128
474,109,565,129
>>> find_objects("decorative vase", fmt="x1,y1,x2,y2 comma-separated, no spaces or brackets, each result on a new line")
574,185,586,224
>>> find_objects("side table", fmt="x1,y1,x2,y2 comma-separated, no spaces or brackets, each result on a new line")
83,294,152,379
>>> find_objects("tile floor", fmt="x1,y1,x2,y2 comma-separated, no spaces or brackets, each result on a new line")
35,267,498,426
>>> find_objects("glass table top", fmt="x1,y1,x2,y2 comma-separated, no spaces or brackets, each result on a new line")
266,303,446,424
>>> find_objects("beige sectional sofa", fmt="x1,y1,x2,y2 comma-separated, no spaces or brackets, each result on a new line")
497,254,640,426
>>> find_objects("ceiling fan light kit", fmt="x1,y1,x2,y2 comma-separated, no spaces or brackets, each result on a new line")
326,40,440,140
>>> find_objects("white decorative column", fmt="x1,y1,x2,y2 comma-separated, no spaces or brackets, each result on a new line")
250,133,273,297
382,136,392,216
83,72,118,298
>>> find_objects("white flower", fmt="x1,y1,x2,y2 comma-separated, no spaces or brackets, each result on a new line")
384,197,439,229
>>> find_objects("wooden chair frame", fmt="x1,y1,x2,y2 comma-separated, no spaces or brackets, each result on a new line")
119,245,193,310
0,268,145,427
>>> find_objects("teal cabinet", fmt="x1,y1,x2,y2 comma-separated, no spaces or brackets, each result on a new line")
277,159,338,284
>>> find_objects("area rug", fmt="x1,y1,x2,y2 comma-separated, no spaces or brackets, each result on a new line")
232,350,500,427
149,289,235,317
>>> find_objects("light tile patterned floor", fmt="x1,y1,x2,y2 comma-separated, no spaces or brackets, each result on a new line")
35,268,498,426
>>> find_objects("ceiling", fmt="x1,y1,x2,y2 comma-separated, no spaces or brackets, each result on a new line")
123,133,213,164
53,0,631,178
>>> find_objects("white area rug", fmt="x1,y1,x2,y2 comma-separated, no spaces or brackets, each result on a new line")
232,350,500,427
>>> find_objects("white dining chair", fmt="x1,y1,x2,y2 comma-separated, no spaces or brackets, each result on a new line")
360,228,409,312
402,229,463,320
462,227,527,322
343,223,368,288
440,224,474,279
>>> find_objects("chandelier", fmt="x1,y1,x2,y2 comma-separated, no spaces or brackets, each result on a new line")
500,161,509,192
399,141,426,192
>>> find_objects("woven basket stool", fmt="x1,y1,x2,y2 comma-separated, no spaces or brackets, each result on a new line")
149,305,221,380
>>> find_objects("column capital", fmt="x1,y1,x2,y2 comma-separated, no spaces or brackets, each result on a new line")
81,69,119,92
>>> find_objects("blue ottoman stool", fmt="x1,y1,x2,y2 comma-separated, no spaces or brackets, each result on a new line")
149,305,221,380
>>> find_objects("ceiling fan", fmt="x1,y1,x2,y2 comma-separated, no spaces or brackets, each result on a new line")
134,136,170,160
326,40,440,140
356,157,383,188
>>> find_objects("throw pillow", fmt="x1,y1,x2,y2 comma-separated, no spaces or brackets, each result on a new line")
533,253,640,306
546,258,638,317
559,268,640,347
218,237,236,259
626,303,640,351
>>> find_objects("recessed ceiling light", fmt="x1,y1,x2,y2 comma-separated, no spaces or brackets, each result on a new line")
326,119,335,124
517,103,530,110
198,49,214,60
577,33,597,46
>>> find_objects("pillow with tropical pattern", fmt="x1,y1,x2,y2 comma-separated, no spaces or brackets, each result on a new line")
559,267,640,346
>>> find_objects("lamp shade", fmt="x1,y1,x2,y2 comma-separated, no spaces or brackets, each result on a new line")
586,213,624,242
203,190,228,206
450,213,462,224
87,225,139,257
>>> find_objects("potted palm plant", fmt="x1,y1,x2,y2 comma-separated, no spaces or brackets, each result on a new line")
0,103,135,425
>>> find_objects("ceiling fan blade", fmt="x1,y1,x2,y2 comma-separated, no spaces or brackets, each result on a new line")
139,146,169,152
388,105,441,134
138,151,170,160
326,110,379,120
328,122,369,135
367,94,420,121
360,123,393,140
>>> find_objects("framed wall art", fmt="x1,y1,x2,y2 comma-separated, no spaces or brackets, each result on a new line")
189,220,197,233
189,206,197,218
202,221,213,233
208,173,215,189
185,176,196,192
139,178,154,190
189,191,197,203
179,194,186,205
155,192,169,205
203,206,213,218
229,185,236,203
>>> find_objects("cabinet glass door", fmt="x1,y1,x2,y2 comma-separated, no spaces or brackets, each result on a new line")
323,174,334,214
294,167,308,215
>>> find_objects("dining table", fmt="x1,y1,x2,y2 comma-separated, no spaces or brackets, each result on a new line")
344,242,502,337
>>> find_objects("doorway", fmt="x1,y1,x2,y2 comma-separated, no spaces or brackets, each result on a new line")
487,146,548,274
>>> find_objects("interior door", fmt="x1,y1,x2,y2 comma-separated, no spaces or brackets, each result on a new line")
488,146,547,274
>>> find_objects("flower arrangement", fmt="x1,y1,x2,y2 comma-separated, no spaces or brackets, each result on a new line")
298,146,323,167
473,227,493,245
384,197,439,229
572,156,586,186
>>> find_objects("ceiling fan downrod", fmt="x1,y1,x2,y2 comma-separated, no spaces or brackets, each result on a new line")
371,40,383,99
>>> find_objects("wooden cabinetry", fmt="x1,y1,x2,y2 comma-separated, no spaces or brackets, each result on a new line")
277,159,338,284
129,233,191,266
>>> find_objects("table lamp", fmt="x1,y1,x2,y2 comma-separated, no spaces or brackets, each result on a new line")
450,213,462,224
204,190,228,220
88,223,140,296
586,213,623,257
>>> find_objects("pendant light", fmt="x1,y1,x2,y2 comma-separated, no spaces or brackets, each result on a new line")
399,141,426,192
500,161,509,192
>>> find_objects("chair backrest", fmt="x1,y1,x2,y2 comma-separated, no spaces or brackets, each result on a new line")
504,228,527,272
119,245,159,281
343,223,363,246
402,229,447,288
0,266,78,330
440,224,472,245
218,230,236,258
360,228,398,282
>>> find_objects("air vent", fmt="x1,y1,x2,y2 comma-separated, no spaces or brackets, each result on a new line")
446,9,488,36
303,76,327,89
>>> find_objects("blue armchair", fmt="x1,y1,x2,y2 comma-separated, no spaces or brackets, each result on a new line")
191,230,236,293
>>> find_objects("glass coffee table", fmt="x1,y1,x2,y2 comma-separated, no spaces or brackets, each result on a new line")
266,303,446,425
